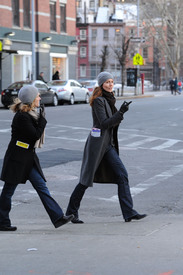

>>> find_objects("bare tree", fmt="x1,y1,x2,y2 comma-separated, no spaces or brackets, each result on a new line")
112,35,131,96
100,45,109,72
141,0,183,79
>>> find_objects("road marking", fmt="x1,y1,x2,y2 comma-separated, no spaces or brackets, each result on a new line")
0,128,11,133
46,134,86,142
125,137,158,147
151,139,178,150
99,164,183,202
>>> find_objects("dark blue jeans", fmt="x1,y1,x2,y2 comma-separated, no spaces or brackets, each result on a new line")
0,166,63,227
66,145,137,220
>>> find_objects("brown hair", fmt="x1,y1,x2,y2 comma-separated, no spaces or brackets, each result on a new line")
10,97,36,113
89,86,103,106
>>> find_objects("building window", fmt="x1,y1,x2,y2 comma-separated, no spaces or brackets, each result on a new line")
12,0,20,26
80,29,86,40
90,64,97,79
23,0,30,28
91,46,96,57
80,46,86,58
50,1,56,31
91,29,97,40
89,0,95,9
115,29,121,37
80,65,86,77
130,28,135,37
143,47,148,58
60,4,66,32
103,29,109,40
76,0,82,8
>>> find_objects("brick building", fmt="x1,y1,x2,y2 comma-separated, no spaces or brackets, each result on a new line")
0,0,77,90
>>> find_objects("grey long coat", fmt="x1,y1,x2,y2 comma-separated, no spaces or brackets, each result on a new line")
79,96,123,187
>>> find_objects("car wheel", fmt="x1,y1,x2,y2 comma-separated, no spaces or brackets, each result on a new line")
70,94,75,105
85,93,90,104
52,94,58,106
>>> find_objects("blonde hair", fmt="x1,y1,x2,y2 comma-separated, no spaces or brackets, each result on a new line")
10,97,36,113
89,86,103,106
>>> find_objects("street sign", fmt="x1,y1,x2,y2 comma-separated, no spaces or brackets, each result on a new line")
133,53,143,66
130,37,145,43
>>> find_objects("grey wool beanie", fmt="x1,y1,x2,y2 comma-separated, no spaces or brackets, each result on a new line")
97,71,113,87
18,85,39,104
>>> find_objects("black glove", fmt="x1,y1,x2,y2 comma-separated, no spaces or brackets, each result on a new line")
39,103,45,118
119,101,132,114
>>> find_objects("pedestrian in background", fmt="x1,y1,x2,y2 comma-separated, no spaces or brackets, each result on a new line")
52,71,60,80
178,80,182,94
37,72,47,83
0,86,73,231
66,71,146,224
169,78,175,95
174,77,179,95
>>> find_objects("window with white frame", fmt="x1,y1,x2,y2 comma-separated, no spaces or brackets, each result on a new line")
91,46,96,57
91,29,97,40
89,0,95,9
60,4,66,33
115,29,121,37
12,0,20,26
80,29,86,40
23,0,30,28
50,1,56,31
80,46,87,58
143,47,148,58
103,29,109,40
76,0,82,8
130,28,135,37
80,65,86,77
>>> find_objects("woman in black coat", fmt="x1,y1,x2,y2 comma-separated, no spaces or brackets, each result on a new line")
0,85,73,231
66,72,146,224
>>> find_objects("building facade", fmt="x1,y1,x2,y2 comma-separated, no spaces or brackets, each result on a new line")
0,0,77,90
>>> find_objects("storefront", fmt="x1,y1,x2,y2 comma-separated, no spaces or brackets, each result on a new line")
50,52,68,80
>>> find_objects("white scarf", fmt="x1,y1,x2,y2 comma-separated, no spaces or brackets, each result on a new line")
28,109,45,148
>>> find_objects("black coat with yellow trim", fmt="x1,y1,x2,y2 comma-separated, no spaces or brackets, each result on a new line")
0,111,47,184
79,96,123,187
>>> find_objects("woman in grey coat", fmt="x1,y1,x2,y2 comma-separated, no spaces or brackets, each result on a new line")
66,72,146,223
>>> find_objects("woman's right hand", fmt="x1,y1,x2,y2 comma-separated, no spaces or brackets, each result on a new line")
39,104,45,118
119,101,132,114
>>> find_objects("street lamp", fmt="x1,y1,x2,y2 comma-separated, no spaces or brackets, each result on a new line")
42,36,52,41
4,32,15,37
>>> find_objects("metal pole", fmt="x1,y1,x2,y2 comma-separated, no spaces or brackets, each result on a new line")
135,0,140,95
31,0,36,80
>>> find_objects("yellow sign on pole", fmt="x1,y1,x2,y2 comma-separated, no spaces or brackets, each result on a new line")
0,41,2,52
133,53,143,65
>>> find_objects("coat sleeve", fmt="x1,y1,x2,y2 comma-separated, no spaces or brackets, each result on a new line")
15,113,47,142
92,97,123,130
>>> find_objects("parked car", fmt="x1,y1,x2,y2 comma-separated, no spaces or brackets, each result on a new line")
79,80,98,96
1,80,58,108
47,79,90,105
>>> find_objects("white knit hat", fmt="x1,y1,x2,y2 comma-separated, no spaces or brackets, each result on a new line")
18,85,39,104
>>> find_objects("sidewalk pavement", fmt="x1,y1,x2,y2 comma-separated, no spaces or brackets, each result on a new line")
0,212,182,275
115,89,171,100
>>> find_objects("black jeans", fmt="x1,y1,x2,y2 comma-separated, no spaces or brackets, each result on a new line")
66,145,137,220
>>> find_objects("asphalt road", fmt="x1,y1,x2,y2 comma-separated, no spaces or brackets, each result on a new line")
0,91,183,275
